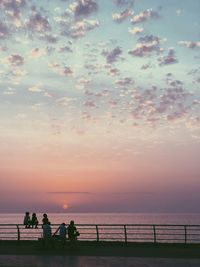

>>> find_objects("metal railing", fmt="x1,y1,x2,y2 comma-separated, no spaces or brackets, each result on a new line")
0,224,200,244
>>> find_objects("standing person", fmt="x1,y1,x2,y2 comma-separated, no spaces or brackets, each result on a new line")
43,222,52,248
42,213,49,227
31,213,38,228
23,212,31,228
67,220,79,242
53,223,67,248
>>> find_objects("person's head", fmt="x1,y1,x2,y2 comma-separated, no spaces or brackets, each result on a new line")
70,220,74,225
25,212,29,215
32,213,36,217
43,213,47,218
62,222,65,226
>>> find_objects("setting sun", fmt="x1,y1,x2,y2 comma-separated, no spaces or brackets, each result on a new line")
63,204,69,210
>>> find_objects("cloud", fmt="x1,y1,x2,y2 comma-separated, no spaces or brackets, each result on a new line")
113,0,135,7
84,100,97,108
0,21,10,39
56,96,74,106
158,48,178,66
61,19,99,38
107,67,120,76
8,54,24,66
112,9,133,23
116,77,134,86
41,34,58,43
29,48,47,58
47,191,90,194
128,26,143,35
105,46,123,64
28,83,43,93
0,0,26,18
59,45,73,53
27,11,51,33
129,35,162,57
179,41,200,49
76,77,91,89
63,66,73,76
131,8,159,24
69,0,98,18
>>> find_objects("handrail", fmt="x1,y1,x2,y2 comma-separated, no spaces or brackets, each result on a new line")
0,224,200,244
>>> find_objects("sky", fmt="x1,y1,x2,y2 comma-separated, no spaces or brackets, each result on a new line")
0,0,200,213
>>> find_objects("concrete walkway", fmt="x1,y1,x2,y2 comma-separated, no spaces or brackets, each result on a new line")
0,255,200,267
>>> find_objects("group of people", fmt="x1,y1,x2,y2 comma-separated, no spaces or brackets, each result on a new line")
23,212,38,228
23,212,79,247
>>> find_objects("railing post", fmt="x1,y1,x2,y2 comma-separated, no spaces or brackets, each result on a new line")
153,225,156,244
124,225,127,244
16,225,20,243
184,225,187,244
96,225,99,242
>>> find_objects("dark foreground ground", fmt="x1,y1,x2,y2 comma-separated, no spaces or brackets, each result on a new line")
0,241,200,259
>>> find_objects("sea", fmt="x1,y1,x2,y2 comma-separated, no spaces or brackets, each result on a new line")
1,213,200,243
0,213,200,225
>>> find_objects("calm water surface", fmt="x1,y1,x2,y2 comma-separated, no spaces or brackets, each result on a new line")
0,213,200,225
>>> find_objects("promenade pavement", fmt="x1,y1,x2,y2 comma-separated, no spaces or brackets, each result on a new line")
0,255,200,267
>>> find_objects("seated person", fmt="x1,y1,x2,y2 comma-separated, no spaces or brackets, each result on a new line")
67,220,79,241
23,212,31,228
30,213,38,228
53,222,67,247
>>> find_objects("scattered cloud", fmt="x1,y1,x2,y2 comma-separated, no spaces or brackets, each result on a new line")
61,19,99,38
129,35,162,57
8,54,24,66
0,21,10,39
179,41,200,49
113,0,135,7
112,9,133,23
69,0,98,18
158,48,178,66
29,48,47,58
128,26,143,35
27,11,51,33
130,8,159,24
28,83,43,93
105,46,123,64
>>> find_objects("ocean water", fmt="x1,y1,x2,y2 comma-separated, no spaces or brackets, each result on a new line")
1,213,200,242
0,213,200,225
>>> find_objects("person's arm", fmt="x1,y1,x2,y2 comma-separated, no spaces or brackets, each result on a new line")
52,226,60,236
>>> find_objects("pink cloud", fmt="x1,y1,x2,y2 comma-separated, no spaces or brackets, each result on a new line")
114,0,135,7
63,66,73,76
27,12,51,32
0,0,26,18
105,47,123,64
62,19,99,39
131,8,159,24
179,41,200,49
8,54,24,66
158,48,178,66
70,0,98,18
112,9,133,23
0,22,10,39
129,35,161,57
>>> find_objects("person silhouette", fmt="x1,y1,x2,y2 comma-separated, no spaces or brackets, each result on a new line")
23,212,31,228
42,213,49,227
67,220,79,241
43,221,52,248
31,213,38,228
53,222,67,248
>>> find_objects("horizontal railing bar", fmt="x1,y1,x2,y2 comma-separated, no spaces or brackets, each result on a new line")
2,224,200,227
